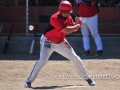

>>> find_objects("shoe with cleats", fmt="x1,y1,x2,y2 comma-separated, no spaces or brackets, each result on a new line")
86,78,96,86
24,82,32,88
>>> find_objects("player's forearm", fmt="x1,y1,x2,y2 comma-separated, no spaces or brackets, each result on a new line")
61,24,81,34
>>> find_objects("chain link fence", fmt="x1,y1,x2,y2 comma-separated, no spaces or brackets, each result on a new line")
0,0,120,36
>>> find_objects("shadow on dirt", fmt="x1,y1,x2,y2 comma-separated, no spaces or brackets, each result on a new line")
32,85,85,89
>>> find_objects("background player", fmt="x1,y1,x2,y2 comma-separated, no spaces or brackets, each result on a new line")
25,1,95,88
74,0,103,56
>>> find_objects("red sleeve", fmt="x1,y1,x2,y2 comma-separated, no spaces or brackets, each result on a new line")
50,16,65,31
69,16,75,26
50,14,75,31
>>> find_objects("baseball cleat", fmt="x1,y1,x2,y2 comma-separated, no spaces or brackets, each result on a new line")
24,82,32,88
82,50,90,56
86,78,96,86
95,50,103,56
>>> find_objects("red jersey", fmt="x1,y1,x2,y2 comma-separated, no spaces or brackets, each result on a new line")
74,0,99,17
44,11,75,43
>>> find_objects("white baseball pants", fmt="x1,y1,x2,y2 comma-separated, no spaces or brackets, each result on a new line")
26,35,90,83
80,14,103,51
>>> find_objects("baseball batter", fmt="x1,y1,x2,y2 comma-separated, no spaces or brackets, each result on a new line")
74,0,103,56
25,1,95,88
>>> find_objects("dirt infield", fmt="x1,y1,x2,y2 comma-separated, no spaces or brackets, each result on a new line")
0,59,120,90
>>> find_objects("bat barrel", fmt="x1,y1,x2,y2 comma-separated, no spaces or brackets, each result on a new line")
3,24,14,54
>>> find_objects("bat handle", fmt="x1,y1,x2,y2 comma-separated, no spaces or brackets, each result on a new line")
29,40,35,54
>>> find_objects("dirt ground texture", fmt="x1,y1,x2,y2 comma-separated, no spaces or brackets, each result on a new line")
0,54,120,90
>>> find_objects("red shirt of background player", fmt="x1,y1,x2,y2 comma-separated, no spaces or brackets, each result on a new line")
74,0,99,17
44,11,75,43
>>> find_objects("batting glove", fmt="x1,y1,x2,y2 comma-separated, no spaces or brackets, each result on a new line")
75,17,84,26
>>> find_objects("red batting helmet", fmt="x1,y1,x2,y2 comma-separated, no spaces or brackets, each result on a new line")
59,1,72,13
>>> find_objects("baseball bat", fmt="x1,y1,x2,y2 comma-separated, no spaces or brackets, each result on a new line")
3,24,14,54
57,0,84,26
29,24,38,54
0,25,3,33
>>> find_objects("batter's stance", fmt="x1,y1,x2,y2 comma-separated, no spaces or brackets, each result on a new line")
25,1,95,88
